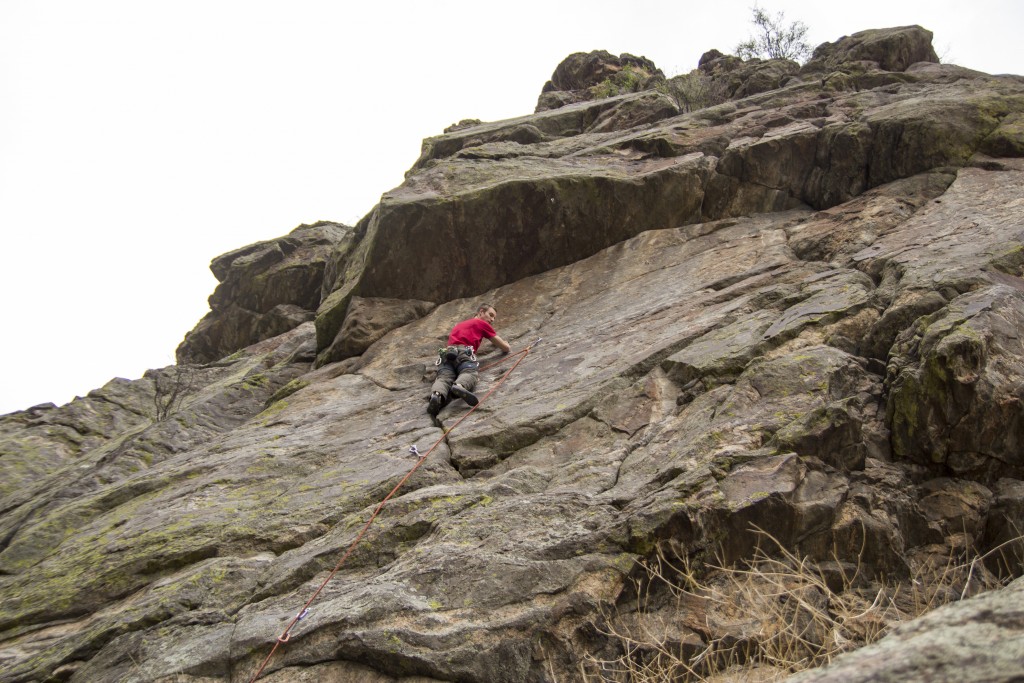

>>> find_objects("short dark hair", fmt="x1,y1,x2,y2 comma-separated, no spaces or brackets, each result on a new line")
476,303,494,314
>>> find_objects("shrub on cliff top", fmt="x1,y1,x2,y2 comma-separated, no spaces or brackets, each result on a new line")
735,5,812,63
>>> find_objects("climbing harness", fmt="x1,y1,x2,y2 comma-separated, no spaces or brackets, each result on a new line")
436,344,477,366
246,339,542,682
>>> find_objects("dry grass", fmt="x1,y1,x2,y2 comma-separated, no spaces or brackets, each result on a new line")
582,528,1023,683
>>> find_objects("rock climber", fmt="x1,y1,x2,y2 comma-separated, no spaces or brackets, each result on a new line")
428,303,510,416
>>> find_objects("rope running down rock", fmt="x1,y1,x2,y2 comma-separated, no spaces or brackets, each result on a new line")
247,339,541,682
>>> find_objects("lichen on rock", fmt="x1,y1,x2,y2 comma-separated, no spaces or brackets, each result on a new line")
3,23,1024,683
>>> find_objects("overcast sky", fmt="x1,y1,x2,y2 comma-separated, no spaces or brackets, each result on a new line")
2,1,1022,415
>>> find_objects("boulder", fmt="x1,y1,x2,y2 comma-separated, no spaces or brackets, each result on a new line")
802,25,940,74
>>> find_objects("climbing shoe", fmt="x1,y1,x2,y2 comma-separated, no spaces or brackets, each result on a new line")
450,384,479,407
427,392,444,416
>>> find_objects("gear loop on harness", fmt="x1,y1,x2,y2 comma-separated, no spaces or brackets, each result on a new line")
437,344,478,366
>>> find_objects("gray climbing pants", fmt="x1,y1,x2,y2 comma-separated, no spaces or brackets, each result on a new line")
431,346,479,399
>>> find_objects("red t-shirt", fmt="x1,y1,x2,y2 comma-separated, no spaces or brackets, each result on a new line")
448,318,496,352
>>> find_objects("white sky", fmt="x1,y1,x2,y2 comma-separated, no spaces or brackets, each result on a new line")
2,1,1022,415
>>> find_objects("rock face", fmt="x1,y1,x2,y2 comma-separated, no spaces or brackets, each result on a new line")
2,26,1024,683
177,222,351,364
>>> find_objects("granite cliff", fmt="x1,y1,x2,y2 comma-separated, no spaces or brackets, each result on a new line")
2,26,1024,683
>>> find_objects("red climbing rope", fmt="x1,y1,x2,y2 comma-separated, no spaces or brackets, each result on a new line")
246,340,540,682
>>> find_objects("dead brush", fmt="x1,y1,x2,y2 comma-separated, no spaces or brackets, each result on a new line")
582,527,1023,683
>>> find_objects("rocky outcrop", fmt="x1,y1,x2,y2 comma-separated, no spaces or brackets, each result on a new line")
177,222,350,364
536,50,665,112
2,25,1024,683
802,25,940,74
697,48,801,99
